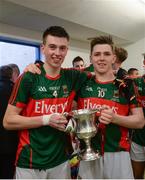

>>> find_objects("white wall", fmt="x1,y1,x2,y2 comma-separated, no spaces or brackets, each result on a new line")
64,41,90,68
0,22,145,73
0,23,90,69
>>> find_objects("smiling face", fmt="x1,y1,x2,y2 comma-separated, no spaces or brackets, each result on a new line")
41,35,69,70
91,44,116,75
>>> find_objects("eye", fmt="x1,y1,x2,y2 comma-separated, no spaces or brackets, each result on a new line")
94,53,100,56
48,44,56,50
60,46,67,51
104,52,111,56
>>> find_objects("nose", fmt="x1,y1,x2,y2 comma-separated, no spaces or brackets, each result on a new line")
55,48,61,55
100,54,104,60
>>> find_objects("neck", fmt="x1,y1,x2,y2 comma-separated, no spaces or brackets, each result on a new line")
95,71,115,82
43,62,61,77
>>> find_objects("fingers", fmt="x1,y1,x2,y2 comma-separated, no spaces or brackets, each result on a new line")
99,108,114,125
99,115,112,124
51,114,68,124
24,63,41,74
49,113,68,131
49,121,66,131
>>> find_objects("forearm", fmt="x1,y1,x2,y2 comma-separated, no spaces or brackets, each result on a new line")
3,104,68,131
3,113,43,130
113,112,144,129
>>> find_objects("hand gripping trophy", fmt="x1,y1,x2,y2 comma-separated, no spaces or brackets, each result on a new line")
65,109,100,161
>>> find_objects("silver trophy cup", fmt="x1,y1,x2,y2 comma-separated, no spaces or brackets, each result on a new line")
72,109,100,161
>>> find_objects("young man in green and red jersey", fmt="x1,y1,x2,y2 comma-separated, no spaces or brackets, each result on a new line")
3,26,89,179
76,36,144,179
130,75,145,179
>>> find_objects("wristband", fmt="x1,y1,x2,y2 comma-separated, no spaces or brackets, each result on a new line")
42,113,60,126
42,114,51,126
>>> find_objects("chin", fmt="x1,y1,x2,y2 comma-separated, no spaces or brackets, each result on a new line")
52,64,61,68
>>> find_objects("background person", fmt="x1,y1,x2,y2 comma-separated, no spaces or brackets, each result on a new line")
113,46,128,79
0,65,19,179
128,68,139,78
72,56,85,69
130,74,145,179
8,63,20,82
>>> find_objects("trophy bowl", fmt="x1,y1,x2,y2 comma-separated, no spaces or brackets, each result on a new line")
72,109,100,161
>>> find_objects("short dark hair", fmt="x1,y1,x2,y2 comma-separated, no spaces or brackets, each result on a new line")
8,63,20,76
90,35,114,53
42,26,70,44
72,56,84,66
0,65,13,79
115,47,128,63
128,68,138,75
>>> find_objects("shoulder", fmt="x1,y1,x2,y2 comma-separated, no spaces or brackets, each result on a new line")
61,68,86,77
84,64,94,72
15,72,39,88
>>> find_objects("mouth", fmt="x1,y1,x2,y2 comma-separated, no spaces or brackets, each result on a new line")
98,63,106,67
53,58,62,63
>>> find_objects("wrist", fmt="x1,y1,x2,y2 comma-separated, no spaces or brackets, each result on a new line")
42,115,51,126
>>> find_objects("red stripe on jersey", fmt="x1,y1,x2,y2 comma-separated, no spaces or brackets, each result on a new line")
16,102,26,109
9,74,24,104
119,127,130,151
15,130,30,165
45,74,61,80
95,79,114,84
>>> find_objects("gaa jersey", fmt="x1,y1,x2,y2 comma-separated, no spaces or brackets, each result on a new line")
77,77,140,153
132,75,145,146
9,65,88,169
84,64,94,72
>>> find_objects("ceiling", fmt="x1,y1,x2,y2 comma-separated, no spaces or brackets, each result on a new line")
0,0,145,45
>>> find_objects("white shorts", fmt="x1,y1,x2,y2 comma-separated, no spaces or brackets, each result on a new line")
15,161,70,179
79,151,134,179
130,141,145,162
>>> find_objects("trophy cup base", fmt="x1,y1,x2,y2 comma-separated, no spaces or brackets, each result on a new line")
79,149,100,161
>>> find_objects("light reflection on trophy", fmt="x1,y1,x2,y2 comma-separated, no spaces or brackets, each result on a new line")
72,109,100,161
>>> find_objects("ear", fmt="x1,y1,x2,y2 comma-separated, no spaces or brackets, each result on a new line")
90,55,92,63
40,43,45,54
112,54,116,64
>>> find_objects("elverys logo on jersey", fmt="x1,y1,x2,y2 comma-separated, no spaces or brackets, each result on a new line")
83,99,118,114
34,100,68,114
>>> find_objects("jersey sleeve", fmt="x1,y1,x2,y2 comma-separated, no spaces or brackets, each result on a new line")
9,72,34,108
123,78,141,108
134,77,145,113
69,69,89,92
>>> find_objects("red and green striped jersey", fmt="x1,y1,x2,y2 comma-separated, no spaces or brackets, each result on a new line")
77,78,140,153
9,65,88,169
132,75,145,146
